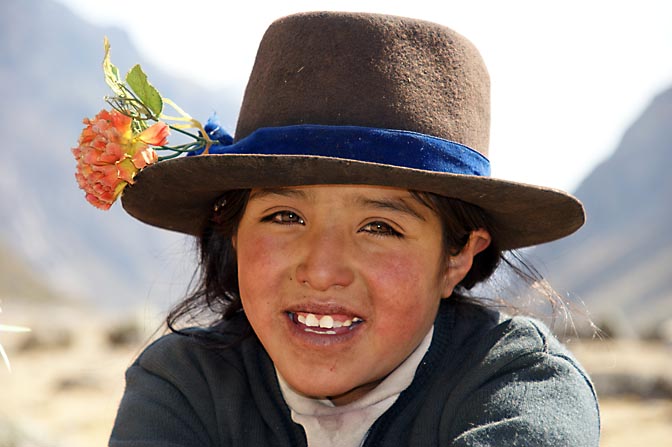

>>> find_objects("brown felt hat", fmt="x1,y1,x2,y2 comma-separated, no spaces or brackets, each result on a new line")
121,11,584,250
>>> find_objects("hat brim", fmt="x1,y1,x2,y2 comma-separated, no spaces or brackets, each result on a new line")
120,154,584,250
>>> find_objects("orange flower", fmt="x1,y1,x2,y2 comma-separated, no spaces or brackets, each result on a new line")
72,109,168,210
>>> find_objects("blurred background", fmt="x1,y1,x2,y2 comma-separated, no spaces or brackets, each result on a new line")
1,0,670,445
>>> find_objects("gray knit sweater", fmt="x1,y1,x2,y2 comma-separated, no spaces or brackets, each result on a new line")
109,300,600,446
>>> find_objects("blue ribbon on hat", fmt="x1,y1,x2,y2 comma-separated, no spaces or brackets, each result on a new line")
192,116,490,177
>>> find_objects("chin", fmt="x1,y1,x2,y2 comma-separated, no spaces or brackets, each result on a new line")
282,368,379,404
290,378,346,399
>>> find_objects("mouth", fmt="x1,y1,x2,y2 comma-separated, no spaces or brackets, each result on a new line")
286,311,365,336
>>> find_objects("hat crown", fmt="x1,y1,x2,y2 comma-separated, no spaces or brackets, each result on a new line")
235,12,491,156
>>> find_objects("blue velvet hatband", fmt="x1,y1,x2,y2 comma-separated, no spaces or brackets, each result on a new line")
195,123,490,177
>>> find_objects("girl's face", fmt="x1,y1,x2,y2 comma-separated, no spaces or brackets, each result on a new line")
234,185,486,405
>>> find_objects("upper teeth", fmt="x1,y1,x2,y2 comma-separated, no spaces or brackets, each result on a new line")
297,313,362,328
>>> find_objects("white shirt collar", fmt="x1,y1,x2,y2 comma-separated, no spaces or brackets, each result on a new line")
276,325,434,447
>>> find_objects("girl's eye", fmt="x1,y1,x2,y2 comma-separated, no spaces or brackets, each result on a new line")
359,221,402,237
263,211,305,225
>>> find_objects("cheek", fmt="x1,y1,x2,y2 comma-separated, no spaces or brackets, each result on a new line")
237,226,297,274
369,255,419,295
364,254,441,365
366,251,443,322
238,234,276,274
236,233,290,314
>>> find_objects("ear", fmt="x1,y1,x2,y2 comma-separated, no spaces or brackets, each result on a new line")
440,229,491,297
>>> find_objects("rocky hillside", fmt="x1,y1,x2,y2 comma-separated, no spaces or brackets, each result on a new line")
0,0,239,309
0,240,61,303
533,86,672,335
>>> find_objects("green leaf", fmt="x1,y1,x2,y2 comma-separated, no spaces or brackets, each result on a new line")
103,37,125,96
126,64,163,117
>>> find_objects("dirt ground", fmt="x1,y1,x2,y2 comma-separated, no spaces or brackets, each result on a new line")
568,339,672,446
1,304,670,446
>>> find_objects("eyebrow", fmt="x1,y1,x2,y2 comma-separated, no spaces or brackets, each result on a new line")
249,187,426,221
248,188,309,201
355,196,427,221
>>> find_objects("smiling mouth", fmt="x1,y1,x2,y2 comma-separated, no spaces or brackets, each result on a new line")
287,311,364,335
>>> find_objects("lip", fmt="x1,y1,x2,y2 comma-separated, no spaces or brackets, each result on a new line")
285,302,365,318
282,303,366,347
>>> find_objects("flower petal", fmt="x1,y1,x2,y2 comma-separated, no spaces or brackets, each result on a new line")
116,158,137,184
138,121,170,146
73,109,137,210
132,147,158,169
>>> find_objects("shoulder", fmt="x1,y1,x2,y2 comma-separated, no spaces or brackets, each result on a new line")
468,314,598,405
435,303,597,398
110,319,269,446
132,317,254,387
427,302,600,445
483,315,595,392
485,315,584,364
446,314,601,446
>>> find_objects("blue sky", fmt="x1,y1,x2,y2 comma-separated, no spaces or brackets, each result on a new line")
55,0,672,192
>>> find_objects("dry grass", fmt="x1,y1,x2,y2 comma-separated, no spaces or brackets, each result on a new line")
0,304,670,446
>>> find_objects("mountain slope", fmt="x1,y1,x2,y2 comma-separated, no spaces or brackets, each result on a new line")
533,87,672,333
0,240,62,303
0,0,239,309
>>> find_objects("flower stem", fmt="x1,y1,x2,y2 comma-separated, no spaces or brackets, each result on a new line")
167,125,202,139
157,143,203,153
159,152,191,161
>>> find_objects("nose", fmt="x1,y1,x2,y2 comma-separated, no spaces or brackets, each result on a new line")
295,229,355,291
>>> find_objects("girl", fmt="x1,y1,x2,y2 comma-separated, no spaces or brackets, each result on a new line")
101,11,599,446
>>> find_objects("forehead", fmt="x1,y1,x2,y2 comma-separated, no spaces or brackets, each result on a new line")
250,185,413,201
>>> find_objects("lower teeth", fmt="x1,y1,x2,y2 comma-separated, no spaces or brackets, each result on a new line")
304,328,337,335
